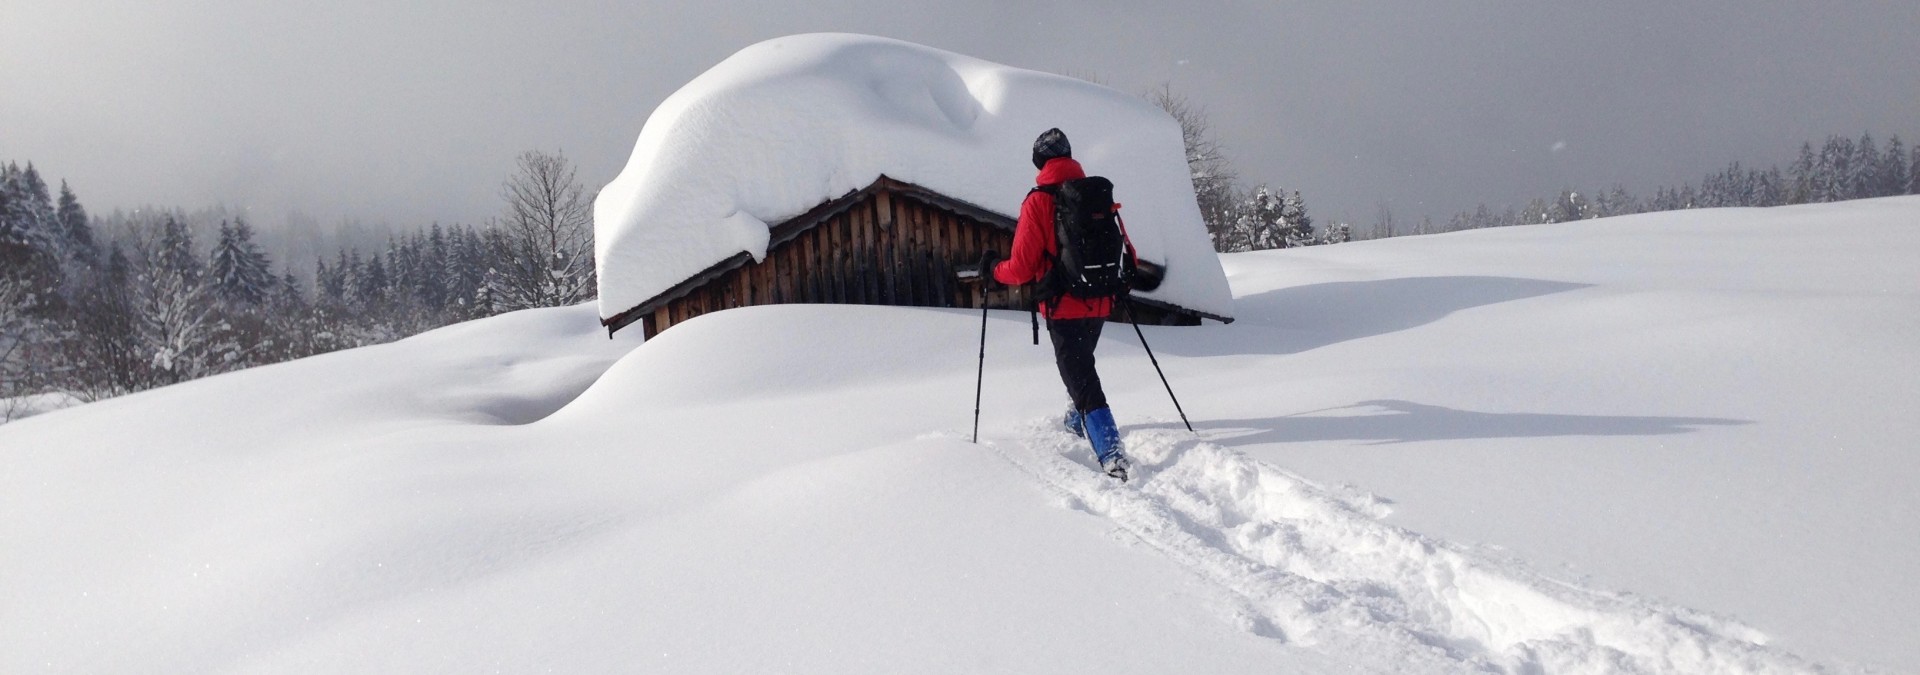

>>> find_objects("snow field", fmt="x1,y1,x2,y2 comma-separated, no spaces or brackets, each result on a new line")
6,197,1917,673
990,420,1811,674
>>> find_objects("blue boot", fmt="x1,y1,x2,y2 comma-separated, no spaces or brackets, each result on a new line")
1063,405,1085,438
1082,407,1129,481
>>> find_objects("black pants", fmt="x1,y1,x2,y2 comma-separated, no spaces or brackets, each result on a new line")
1047,317,1108,413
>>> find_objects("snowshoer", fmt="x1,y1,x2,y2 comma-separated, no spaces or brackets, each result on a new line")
981,128,1138,482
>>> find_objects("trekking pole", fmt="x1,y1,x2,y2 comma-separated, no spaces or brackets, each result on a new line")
1123,297,1192,433
972,289,990,444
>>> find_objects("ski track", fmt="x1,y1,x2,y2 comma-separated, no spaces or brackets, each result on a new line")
983,420,1843,675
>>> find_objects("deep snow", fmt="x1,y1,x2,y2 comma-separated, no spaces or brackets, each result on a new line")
5,197,1918,673
594,33,1231,324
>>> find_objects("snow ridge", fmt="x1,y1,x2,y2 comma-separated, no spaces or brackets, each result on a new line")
988,421,1828,674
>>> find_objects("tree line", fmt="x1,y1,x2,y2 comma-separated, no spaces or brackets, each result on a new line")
1151,87,1349,254
1,151,595,421
1151,82,1916,246
1378,132,1919,238
7,112,1913,421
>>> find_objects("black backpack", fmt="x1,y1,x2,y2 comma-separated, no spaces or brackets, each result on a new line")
1034,176,1132,303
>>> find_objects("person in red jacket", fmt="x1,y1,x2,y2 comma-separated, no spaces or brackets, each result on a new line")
983,128,1131,481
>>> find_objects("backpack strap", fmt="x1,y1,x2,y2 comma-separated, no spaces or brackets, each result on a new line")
1025,183,1069,312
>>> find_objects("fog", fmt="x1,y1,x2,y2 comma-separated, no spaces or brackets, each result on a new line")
4,1,1916,235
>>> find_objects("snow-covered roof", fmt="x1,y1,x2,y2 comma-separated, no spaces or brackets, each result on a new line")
594,33,1232,323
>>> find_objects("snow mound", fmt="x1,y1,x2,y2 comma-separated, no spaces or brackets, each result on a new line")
594,33,1231,322
8,199,1916,672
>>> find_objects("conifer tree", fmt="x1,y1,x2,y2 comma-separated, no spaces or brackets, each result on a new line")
1759,167,1787,206
1319,221,1352,244
55,181,94,266
358,253,389,309
1,164,58,288
1550,189,1592,222
1233,186,1282,251
316,257,344,306
18,164,57,239
1911,145,1920,195
1851,133,1880,199
1789,142,1816,203
1819,136,1852,202
209,219,275,307
1281,190,1315,247
1883,136,1910,198
274,270,306,311
422,224,449,312
340,250,364,308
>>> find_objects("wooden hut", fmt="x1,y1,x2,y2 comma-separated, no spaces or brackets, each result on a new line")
600,175,1225,339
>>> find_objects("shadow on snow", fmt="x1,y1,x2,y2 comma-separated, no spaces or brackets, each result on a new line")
1140,399,1751,446
1122,275,1591,357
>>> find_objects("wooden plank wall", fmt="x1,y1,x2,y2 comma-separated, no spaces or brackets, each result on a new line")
646,187,1029,338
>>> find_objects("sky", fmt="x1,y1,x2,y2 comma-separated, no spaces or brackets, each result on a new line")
4,1,1917,234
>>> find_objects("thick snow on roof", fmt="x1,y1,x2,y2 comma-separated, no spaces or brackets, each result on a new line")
594,33,1232,322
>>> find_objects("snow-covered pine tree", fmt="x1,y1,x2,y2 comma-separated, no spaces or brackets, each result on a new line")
1850,133,1880,200
1882,136,1909,198
249,268,310,364
1911,144,1920,195
1281,190,1315,247
54,181,94,267
1,164,61,298
357,252,389,310
1522,198,1552,224
385,234,418,315
1818,135,1851,202
1235,185,1283,251
453,226,492,318
315,257,344,307
1594,185,1632,217
1470,203,1498,229
1788,142,1816,204
339,250,364,309
1759,167,1787,207
208,219,276,308
422,224,450,312
1319,221,1352,245
1550,189,1592,222
17,164,58,245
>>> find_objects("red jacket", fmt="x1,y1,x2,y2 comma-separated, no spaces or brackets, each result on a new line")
991,157,1128,320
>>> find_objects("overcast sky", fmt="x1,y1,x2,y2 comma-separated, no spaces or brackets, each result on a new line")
4,1,1917,232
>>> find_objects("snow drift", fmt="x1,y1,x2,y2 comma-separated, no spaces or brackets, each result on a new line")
594,33,1232,324
6,197,1919,673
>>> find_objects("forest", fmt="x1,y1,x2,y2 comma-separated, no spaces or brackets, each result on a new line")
5,126,1916,422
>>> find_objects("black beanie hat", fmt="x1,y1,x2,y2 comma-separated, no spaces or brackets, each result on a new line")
1032,128,1071,169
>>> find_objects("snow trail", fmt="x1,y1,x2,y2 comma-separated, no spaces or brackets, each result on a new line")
986,420,1832,674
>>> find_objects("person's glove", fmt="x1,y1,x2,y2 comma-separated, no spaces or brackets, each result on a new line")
1130,258,1166,292
978,250,1003,289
